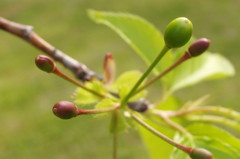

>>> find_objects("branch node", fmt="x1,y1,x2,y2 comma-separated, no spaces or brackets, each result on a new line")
22,25,34,39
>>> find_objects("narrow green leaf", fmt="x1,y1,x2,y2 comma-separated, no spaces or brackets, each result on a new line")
187,123,240,149
196,137,240,158
89,11,235,93
167,52,235,92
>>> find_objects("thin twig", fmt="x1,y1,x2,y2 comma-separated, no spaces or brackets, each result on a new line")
186,115,240,132
134,52,191,95
0,17,100,81
53,68,105,98
151,110,193,138
167,106,240,121
131,113,192,154
121,46,169,107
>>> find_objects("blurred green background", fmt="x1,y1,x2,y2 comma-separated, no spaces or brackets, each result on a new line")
1,0,240,158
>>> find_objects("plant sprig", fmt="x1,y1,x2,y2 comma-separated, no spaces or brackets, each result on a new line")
2,10,238,159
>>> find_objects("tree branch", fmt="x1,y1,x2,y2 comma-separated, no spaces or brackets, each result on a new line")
0,17,101,81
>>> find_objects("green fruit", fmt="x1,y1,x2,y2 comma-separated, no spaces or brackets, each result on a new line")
53,101,78,119
164,17,193,48
190,148,213,159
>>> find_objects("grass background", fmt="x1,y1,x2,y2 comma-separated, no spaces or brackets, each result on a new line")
1,0,240,158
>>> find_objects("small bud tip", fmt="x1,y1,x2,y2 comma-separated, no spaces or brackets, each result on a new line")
128,100,148,112
105,53,113,59
103,53,116,85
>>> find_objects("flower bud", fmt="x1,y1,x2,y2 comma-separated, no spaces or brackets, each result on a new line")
188,38,210,57
103,53,116,85
190,148,213,159
164,17,193,48
128,100,148,112
53,101,78,119
35,55,56,73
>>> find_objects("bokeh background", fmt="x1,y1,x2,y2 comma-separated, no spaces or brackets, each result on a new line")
1,0,240,158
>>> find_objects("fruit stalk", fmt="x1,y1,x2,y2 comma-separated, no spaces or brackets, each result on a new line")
121,46,169,106
135,52,191,94
131,113,192,154
135,38,210,94
78,104,120,115
35,55,105,98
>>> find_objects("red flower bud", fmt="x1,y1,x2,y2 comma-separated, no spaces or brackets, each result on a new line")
188,38,210,57
53,101,78,119
190,148,213,159
35,55,56,73
128,100,148,112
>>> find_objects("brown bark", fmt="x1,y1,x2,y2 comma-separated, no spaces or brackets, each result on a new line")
0,17,101,81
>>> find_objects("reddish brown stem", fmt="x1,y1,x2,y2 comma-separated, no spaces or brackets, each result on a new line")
53,68,105,98
131,113,192,154
78,104,120,115
134,52,191,95
0,17,99,81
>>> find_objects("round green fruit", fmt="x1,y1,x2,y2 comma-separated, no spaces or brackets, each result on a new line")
164,17,193,48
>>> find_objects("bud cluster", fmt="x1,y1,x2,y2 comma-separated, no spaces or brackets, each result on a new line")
34,15,214,159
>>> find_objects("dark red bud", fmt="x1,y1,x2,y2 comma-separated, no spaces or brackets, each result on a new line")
53,101,78,119
188,38,210,57
35,55,56,73
190,148,213,159
128,100,148,112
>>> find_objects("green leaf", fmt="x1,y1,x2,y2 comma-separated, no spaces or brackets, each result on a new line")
95,98,117,109
89,10,235,92
166,52,235,92
171,123,240,159
72,80,106,106
156,94,181,110
111,71,146,101
88,10,165,73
